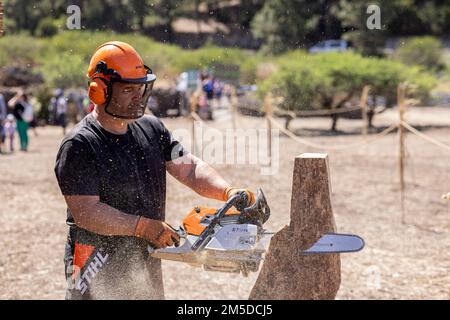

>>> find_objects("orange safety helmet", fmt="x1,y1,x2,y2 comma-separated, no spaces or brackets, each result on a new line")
87,41,156,118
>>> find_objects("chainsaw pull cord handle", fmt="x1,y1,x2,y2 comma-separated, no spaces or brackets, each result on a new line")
191,193,245,251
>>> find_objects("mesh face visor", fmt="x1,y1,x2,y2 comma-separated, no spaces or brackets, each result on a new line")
104,67,156,119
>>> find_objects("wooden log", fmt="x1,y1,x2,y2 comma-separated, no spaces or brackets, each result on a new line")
249,153,341,300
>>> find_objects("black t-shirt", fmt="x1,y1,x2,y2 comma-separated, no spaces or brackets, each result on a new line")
54,113,187,299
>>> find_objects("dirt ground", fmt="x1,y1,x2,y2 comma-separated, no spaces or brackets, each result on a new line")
0,105,449,300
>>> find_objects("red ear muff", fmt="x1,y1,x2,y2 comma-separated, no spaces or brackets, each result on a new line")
88,78,108,105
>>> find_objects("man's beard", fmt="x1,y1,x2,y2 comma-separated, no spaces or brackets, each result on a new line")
104,99,147,119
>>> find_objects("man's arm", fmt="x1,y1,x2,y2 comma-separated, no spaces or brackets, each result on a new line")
166,153,229,201
7,91,21,108
64,195,179,248
64,195,139,236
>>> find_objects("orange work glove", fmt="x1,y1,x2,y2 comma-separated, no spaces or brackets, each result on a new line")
134,217,180,249
222,186,256,208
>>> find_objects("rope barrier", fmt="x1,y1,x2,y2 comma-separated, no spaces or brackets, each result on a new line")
268,116,398,151
190,111,204,123
273,105,363,117
400,121,450,153
191,111,450,154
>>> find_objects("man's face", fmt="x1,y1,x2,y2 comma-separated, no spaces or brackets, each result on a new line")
105,82,148,119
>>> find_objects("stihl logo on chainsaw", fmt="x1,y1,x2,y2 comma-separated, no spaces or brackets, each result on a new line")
68,250,109,295
231,227,248,233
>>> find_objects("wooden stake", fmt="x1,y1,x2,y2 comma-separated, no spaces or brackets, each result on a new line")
190,90,200,156
397,83,407,224
249,153,341,300
360,85,370,136
0,1,4,37
191,115,196,156
264,93,274,167
230,86,237,131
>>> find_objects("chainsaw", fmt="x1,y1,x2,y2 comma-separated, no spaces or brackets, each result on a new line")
148,188,364,276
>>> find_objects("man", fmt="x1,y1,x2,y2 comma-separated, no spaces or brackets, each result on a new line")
56,90,68,135
8,91,32,152
54,41,255,300
0,93,6,153
51,89,68,135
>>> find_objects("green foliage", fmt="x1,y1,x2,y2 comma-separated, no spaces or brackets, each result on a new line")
0,34,44,66
257,52,437,111
0,31,437,109
38,52,86,89
395,36,446,72
173,46,247,71
36,17,60,37
30,84,53,120
240,54,266,84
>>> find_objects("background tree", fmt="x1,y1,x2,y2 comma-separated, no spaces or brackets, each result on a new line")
395,36,446,73
333,0,450,56
251,0,341,54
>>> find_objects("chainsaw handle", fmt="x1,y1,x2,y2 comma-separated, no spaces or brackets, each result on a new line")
238,188,270,225
220,193,244,215
191,193,243,251
167,224,187,239
233,191,248,212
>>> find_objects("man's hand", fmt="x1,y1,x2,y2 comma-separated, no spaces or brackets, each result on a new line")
134,217,180,249
223,187,255,209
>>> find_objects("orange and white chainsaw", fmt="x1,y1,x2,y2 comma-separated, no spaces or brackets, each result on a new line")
148,188,364,276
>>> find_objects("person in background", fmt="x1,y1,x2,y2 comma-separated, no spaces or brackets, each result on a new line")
55,90,68,135
49,89,59,125
0,93,7,154
76,89,88,121
4,114,16,153
28,96,39,137
202,74,215,101
213,79,224,109
200,71,214,120
8,91,33,152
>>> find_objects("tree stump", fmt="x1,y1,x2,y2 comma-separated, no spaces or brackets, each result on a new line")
249,153,341,300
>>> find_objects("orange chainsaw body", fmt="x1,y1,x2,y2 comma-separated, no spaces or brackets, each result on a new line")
182,206,240,236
